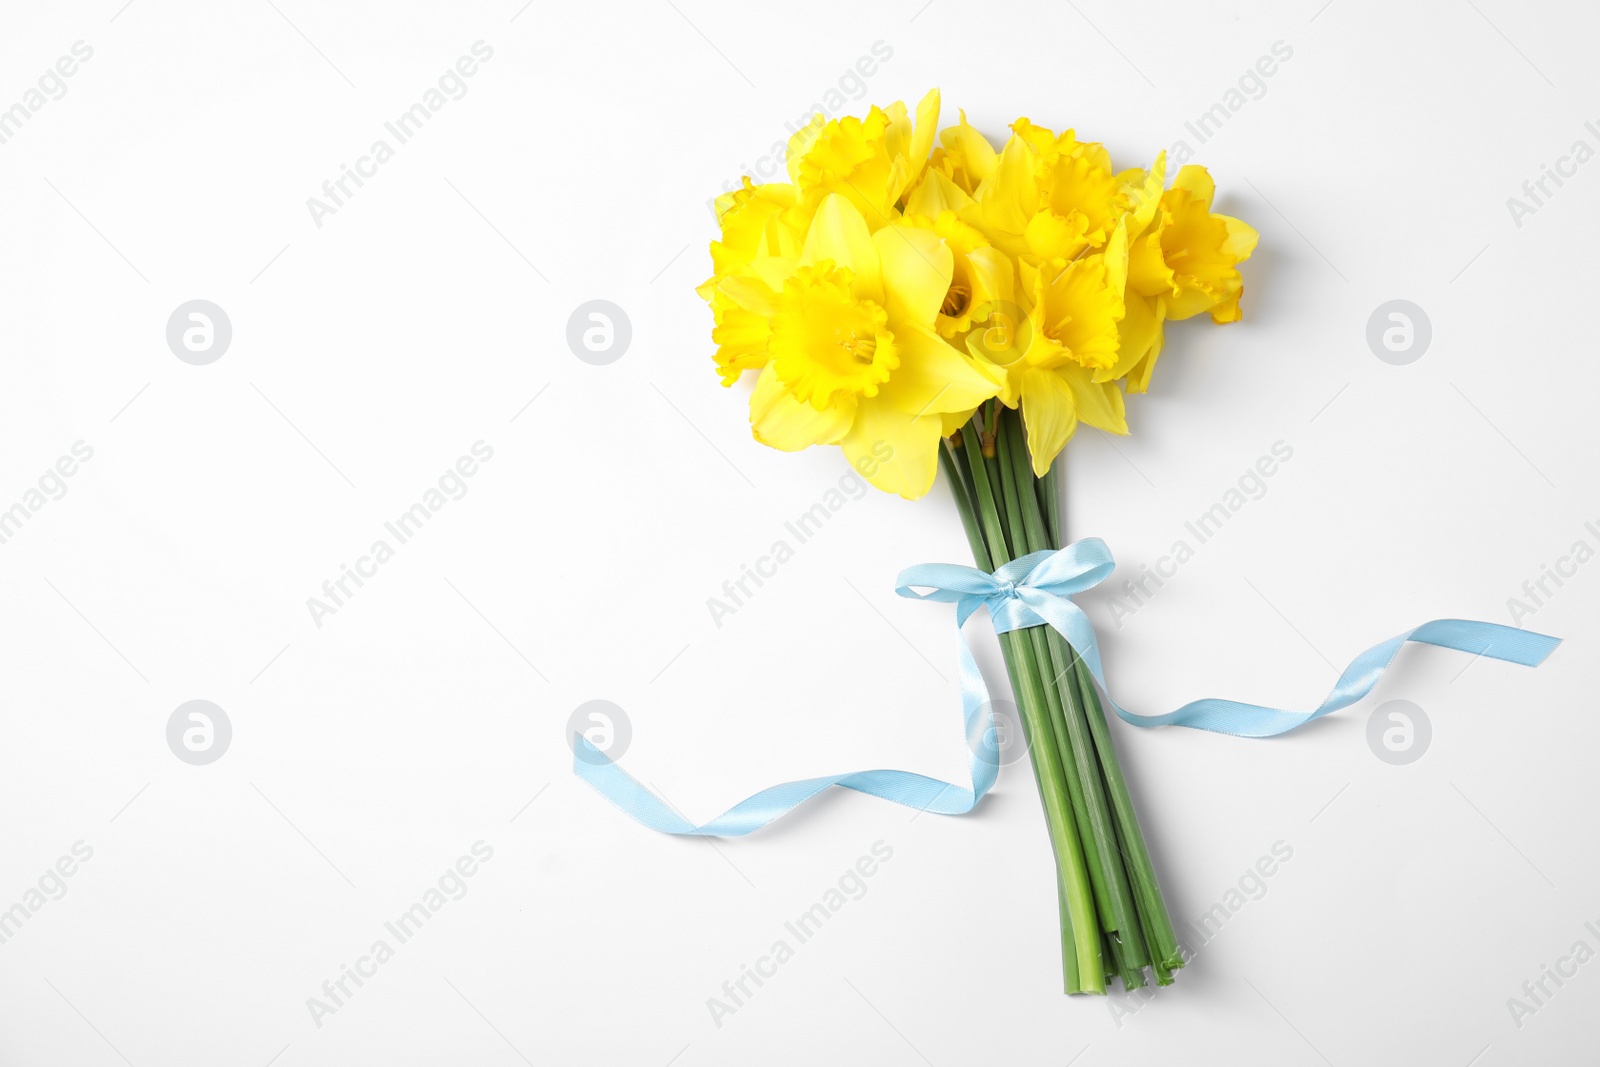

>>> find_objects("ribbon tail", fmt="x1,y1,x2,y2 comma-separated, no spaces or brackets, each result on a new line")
571,616,1002,837
1029,602,1561,738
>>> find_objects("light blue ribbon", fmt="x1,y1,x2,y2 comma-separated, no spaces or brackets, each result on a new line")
575,537,1561,836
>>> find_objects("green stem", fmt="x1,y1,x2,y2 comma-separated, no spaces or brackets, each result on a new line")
1034,443,1185,977
946,430,981,533
944,440,1082,988
998,410,1147,986
938,441,990,573
957,423,1103,994
994,418,1116,931
1040,462,1064,549
1071,654,1183,974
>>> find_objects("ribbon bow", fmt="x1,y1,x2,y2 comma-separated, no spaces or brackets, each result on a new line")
575,539,1561,836
896,539,1115,667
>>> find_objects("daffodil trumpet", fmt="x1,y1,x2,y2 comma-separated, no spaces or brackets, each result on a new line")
700,90,1257,993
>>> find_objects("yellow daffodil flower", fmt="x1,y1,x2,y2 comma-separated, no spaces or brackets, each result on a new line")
903,210,1004,340
1110,164,1259,392
925,109,997,196
741,194,1001,498
699,179,809,384
787,89,942,230
965,249,1129,476
952,119,1152,268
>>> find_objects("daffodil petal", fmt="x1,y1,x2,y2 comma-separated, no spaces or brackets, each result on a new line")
874,224,952,329
749,364,855,451
748,254,800,292
1172,164,1215,206
905,168,973,217
965,245,1015,309
940,109,998,186
1104,216,1129,296
976,135,1037,235
882,321,1001,417
1127,229,1176,298
1129,153,1167,235
1209,292,1244,323
785,114,824,186
940,408,977,436
1019,367,1078,477
716,274,779,316
842,395,942,499
1024,209,1086,260
908,88,940,185
1061,362,1128,434
801,194,883,304
1219,214,1259,260
1098,290,1162,384
882,100,911,168
1127,298,1167,392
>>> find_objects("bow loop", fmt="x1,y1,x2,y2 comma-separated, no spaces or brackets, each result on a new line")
894,563,1003,603
1018,537,1116,597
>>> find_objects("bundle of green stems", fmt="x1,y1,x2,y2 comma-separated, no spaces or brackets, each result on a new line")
939,402,1183,994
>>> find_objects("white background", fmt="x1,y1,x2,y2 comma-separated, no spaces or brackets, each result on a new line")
1,0,1596,1063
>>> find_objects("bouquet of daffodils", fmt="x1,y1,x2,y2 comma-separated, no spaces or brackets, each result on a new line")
699,90,1257,993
